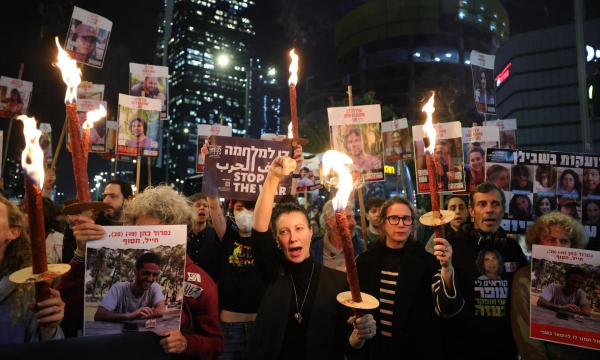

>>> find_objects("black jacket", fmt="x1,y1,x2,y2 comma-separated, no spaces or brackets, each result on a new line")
355,240,463,359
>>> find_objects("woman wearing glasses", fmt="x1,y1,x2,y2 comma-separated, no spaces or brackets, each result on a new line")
355,197,464,359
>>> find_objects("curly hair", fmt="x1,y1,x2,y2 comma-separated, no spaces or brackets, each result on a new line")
0,196,33,326
476,248,504,277
535,165,557,188
124,185,196,229
559,169,581,193
377,196,419,243
525,211,588,251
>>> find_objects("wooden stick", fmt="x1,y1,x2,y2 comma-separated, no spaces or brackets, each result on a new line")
136,156,141,194
147,157,151,187
50,117,67,170
1,63,25,176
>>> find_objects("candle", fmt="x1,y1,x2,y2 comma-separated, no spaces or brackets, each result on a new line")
18,115,50,304
421,93,443,238
288,49,299,138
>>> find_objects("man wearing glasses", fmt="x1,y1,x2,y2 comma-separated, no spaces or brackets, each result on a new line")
94,252,165,322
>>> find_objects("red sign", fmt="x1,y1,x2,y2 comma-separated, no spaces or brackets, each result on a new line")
495,62,511,87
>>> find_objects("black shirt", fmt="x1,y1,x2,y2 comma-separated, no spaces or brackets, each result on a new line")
187,225,220,282
379,246,405,359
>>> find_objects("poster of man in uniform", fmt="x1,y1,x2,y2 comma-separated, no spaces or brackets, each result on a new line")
130,63,169,120
471,50,496,115
84,225,187,337
201,137,293,202
64,7,112,68
382,118,412,162
0,76,32,118
412,121,465,193
327,104,384,182
197,124,232,173
529,245,600,351
462,126,500,191
117,94,161,157
68,99,108,153
487,119,518,149
78,81,105,100
39,123,53,165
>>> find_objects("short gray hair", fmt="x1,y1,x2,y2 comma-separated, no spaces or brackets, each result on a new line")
125,185,196,230
320,200,354,236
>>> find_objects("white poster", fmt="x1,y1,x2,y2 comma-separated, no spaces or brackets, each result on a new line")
196,124,232,173
64,6,112,68
117,94,162,157
129,63,169,120
487,119,518,149
471,50,496,115
0,76,33,118
462,126,500,191
382,118,412,161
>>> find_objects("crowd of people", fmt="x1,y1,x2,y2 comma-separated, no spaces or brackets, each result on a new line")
0,145,599,360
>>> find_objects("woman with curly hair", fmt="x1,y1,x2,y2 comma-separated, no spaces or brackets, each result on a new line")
533,165,557,194
511,212,597,359
0,196,65,344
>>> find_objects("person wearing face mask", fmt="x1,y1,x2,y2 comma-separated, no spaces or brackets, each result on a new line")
246,154,377,360
187,194,220,282
425,195,470,255
511,212,598,360
200,140,264,360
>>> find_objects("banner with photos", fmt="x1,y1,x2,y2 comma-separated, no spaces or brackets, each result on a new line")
64,6,112,68
382,118,412,161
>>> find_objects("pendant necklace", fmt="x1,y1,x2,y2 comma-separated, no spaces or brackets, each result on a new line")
290,263,315,324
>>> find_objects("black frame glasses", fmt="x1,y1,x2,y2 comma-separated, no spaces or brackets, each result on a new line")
385,215,414,226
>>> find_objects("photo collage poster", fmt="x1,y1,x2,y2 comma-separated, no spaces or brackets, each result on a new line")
117,94,161,157
64,6,112,68
84,225,187,337
382,118,412,161
327,104,384,182
196,124,232,173
485,148,600,239
529,245,600,350
129,63,169,120
487,119,518,149
412,121,465,194
67,99,108,153
39,123,53,165
0,76,33,118
470,50,496,115
462,126,500,191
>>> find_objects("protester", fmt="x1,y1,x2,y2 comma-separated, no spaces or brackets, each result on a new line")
309,218,320,237
310,200,363,269
187,193,220,282
486,164,510,191
511,211,598,359
355,196,464,359
0,196,65,344
425,195,470,254
247,153,376,359
446,182,527,359
355,196,384,250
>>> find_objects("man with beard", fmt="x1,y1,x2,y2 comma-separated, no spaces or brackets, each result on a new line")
187,194,220,282
94,252,165,322
445,182,527,360
355,197,384,250
310,200,364,269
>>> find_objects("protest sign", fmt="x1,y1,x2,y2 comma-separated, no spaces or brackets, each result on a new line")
117,94,161,157
327,104,384,182
67,99,108,153
84,225,187,337
130,63,169,120
78,81,105,100
202,137,292,201
39,123,53,165
0,76,32,118
462,126,500,191
196,124,232,173
487,119,517,149
64,6,112,68
382,118,412,161
530,245,600,351
471,50,496,115
412,121,465,193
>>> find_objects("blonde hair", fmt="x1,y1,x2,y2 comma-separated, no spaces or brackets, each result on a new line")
124,185,196,229
525,211,588,250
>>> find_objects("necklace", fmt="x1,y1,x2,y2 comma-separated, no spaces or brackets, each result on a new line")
290,263,315,324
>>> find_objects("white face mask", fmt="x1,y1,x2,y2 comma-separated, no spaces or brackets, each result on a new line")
234,209,253,233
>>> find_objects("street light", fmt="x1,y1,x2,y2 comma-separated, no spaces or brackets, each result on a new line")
217,54,230,67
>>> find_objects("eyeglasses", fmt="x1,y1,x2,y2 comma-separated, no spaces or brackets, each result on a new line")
385,215,414,226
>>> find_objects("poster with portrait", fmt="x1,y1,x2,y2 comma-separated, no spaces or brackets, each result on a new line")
117,94,161,157
130,63,169,120
487,119,518,149
470,50,496,115
0,76,32,118
196,124,232,173
382,118,412,161
202,137,293,202
529,245,600,351
462,126,500,191
64,6,112,68
327,104,384,182
296,153,324,202
78,81,105,100
84,225,187,337
412,121,465,194
66,99,108,153
39,123,53,165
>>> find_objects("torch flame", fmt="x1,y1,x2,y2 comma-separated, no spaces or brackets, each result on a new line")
19,115,45,188
322,150,353,211
54,37,82,104
421,93,436,154
288,49,298,87
287,122,293,138
83,105,107,129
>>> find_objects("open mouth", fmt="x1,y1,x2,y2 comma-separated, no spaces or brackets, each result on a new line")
483,218,497,226
289,246,303,258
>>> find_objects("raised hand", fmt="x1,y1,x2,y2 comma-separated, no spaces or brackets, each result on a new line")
269,156,297,179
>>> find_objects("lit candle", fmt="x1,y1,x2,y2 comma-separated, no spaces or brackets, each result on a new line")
19,115,50,304
288,49,299,138
81,105,107,165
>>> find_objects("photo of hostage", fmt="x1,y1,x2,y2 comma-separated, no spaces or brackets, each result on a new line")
486,164,510,191
343,127,381,171
2,88,24,117
509,194,533,221
70,24,100,62
536,266,591,316
94,252,165,322
476,248,504,280
432,140,461,191
127,117,153,148
131,77,166,110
